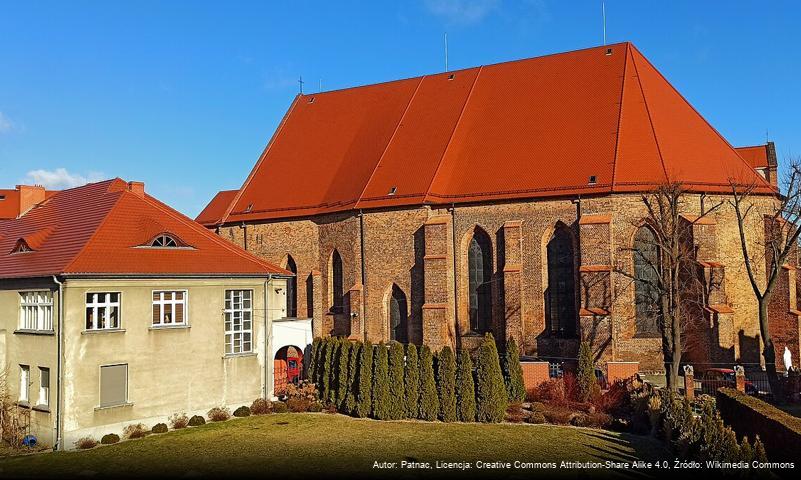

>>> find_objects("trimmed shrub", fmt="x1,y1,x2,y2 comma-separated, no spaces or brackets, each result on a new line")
456,348,476,422
404,344,420,419
188,415,206,426
321,337,335,403
336,340,352,408
387,341,406,420
233,406,251,417
168,413,189,429
505,402,526,423
530,401,546,413
271,401,289,413
475,333,507,423
577,341,599,403
534,378,566,405
502,337,526,403
309,402,323,413
436,346,457,422
586,412,614,429
355,340,373,418
543,406,576,425
287,397,312,412
308,337,321,383
324,403,337,414
74,437,97,449
372,342,390,419
207,406,231,422
754,436,768,463
151,423,168,434
345,341,362,414
123,423,148,439
250,398,272,415
418,345,439,421
526,412,546,424
100,433,120,445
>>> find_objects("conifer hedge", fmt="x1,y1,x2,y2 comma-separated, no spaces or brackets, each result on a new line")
387,342,406,420
502,337,526,403
475,333,507,423
577,341,599,403
456,348,477,422
372,342,390,419
355,340,373,418
344,341,360,414
419,345,439,421
336,340,352,408
437,346,457,422
404,343,420,419
308,337,321,382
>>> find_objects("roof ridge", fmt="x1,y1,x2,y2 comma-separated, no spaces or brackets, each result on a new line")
423,65,484,203
629,45,670,183
62,187,127,274
610,43,631,190
356,76,426,206
221,94,302,224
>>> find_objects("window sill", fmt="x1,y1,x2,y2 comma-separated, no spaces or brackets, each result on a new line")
149,324,190,331
223,352,257,359
14,329,55,336
14,401,31,409
632,333,661,340
82,328,126,335
94,402,134,412
32,405,51,413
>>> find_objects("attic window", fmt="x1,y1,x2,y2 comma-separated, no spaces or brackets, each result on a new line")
388,186,397,196
11,240,33,254
308,97,315,104
605,48,613,56
0,195,5,201
447,74,455,80
588,175,597,185
150,234,178,248
244,203,253,213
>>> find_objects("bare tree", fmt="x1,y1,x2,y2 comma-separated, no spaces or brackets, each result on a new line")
730,159,801,401
617,183,721,391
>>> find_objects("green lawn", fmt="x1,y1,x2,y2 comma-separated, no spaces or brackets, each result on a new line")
0,414,669,478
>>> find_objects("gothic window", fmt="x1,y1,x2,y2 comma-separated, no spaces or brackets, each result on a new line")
468,228,492,333
634,226,660,335
389,284,408,343
546,226,577,337
330,250,344,313
286,255,298,317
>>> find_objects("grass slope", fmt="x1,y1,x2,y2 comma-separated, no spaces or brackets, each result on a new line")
0,414,669,478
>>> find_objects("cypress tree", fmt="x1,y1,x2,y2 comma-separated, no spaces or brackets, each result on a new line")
355,340,373,418
372,342,390,419
437,346,457,422
404,344,420,419
753,436,767,463
336,340,352,408
502,337,526,402
577,341,599,402
319,337,333,401
739,436,754,463
344,341,361,414
475,333,507,423
456,348,476,422
419,345,439,421
387,342,406,420
308,337,321,383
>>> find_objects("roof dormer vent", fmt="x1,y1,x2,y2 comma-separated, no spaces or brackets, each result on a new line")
605,48,612,56
447,74,455,80
388,186,397,196
588,175,597,185
308,97,315,104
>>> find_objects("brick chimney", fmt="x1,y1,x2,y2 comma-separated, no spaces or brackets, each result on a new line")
16,185,47,216
127,181,145,198
766,141,779,189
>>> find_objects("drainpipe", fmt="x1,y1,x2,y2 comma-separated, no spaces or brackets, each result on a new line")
263,273,272,400
52,276,64,451
359,210,367,342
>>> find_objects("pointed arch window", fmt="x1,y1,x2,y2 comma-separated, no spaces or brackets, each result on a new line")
389,284,408,343
330,250,344,313
633,226,660,336
285,255,298,318
468,228,492,333
546,226,577,337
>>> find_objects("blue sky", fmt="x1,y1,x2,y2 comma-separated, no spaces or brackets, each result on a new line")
1,1,799,217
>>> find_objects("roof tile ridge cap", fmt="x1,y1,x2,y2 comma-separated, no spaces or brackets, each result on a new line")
61,189,127,274
138,192,287,274
629,44,773,191
610,43,631,192
423,65,484,204
356,76,426,207
628,45,670,183
221,94,302,225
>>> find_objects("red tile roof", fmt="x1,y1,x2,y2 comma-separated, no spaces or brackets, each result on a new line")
735,144,770,169
0,179,289,278
204,43,775,226
196,190,238,227
0,188,57,220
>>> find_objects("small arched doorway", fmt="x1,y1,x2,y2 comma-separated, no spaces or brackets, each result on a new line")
274,345,304,394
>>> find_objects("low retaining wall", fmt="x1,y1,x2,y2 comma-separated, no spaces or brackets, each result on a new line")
521,361,550,396
607,361,639,384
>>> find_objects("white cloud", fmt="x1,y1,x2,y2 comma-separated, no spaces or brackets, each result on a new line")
0,112,14,133
423,0,500,25
23,168,106,189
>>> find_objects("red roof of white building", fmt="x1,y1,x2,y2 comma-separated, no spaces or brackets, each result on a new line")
0,179,289,279
199,42,775,226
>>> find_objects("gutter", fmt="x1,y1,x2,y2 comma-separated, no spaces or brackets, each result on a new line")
52,275,64,451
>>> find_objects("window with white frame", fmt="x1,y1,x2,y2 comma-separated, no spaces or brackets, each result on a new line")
19,291,53,331
152,290,188,326
85,292,121,330
38,367,50,407
19,365,30,403
224,290,252,355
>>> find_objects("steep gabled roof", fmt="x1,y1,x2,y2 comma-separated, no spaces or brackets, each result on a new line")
736,144,771,169
0,179,289,279
196,190,238,227
210,42,774,225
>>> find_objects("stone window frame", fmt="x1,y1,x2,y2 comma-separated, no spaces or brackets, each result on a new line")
283,254,298,318
632,224,662,338
542,222,580,338
385,283,409,343
328,249,344,314
461,225,494,335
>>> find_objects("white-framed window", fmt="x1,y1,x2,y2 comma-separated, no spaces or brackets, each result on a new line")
224,290,252,355
19,365,30,403
151,234,178,247
85,292,121,330
38,367,50,407
19,291,53,331
99,364,128,408
152,290,188,326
